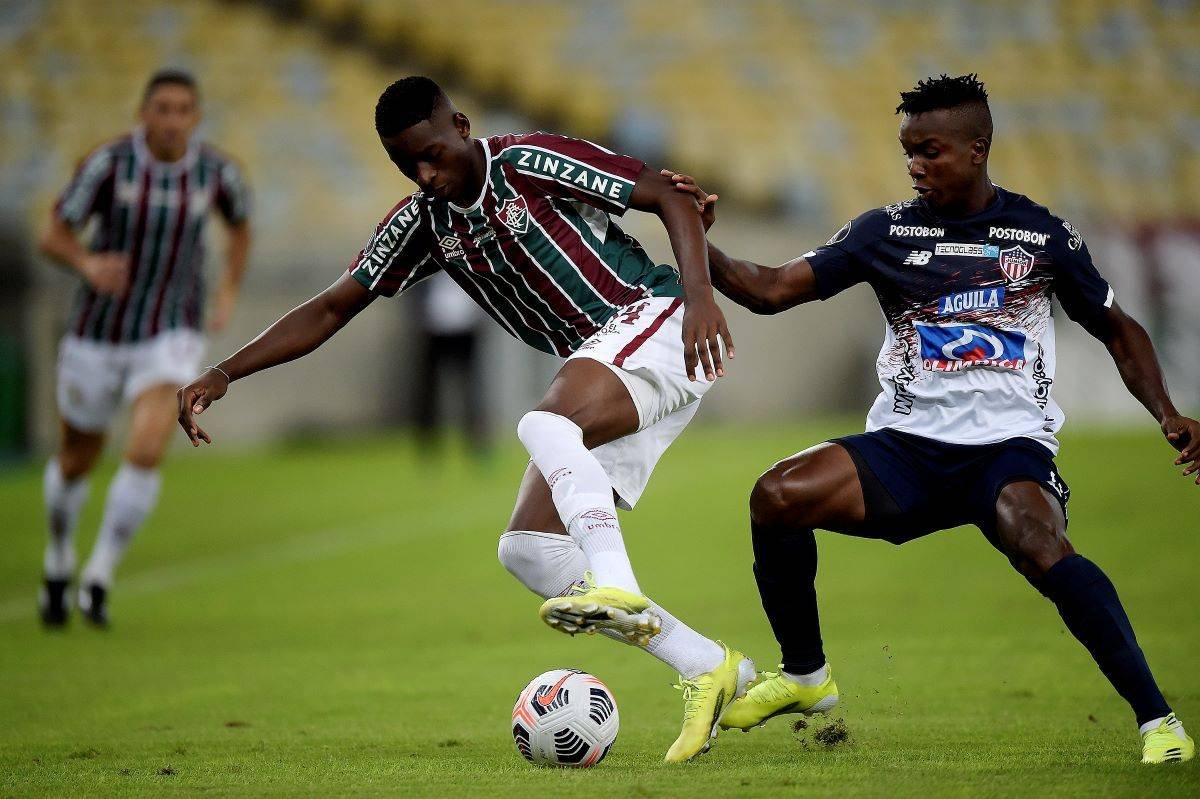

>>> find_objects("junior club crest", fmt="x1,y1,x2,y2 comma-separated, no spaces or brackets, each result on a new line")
498,197,529,234
998,245,1034,283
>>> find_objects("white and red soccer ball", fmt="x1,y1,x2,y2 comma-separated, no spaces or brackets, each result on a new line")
511,669,619,767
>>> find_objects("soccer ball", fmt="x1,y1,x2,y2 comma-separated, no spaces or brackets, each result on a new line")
511,669,619,767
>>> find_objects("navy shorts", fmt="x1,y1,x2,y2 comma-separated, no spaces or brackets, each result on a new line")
833,428,1070,545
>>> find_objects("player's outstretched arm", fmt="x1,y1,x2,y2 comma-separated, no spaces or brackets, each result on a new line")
177,272,374,446
1085,301,1200,484
629,168,731,382
663,171,820,315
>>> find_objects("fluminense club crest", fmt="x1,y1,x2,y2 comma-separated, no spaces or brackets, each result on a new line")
498,197,529,234
998,245,1034,283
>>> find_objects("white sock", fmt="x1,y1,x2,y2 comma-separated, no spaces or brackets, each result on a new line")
80,462,161,588
498,529,589,599
43,457,90,580
498,529,725,678
1139,715,1186,737
516,411,640,593
783,664,829,686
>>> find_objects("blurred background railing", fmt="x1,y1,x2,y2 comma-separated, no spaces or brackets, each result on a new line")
2,0,1198,458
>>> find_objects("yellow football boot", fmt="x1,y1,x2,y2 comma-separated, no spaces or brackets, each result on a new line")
664,643,755,763
539,573,661,645
720,666,839,731
1142,713,1194,764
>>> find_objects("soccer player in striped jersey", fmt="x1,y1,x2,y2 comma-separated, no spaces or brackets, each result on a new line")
177,76,754,762
38,70,251,628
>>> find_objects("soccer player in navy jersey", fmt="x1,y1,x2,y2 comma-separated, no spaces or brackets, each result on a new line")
38,70,251,628
668,74,1196,764
177,76,754,762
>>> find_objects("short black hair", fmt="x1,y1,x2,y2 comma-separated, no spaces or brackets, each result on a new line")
142,68,199,105
896,73,991,139
375,76,446,138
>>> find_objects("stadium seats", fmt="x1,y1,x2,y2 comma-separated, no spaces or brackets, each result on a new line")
2,0,1197,242
293,0,1200,222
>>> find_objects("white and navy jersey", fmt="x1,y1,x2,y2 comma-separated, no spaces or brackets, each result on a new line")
805,186,1112,452
55,128,251,343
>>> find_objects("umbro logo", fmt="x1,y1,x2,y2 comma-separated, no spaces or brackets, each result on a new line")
438,234,464,259
903,250,932,266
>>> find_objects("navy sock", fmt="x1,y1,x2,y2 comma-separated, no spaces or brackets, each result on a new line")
751,521,826,674
1035,554,1170,725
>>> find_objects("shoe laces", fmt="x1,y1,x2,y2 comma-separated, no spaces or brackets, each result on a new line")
565,571,597,596
673,676,712,721
750,671,797,703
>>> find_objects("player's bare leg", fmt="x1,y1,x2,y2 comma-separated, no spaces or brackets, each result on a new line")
77,384,174,626
990,482,1190,763
723,443,863,729
39,421,105,626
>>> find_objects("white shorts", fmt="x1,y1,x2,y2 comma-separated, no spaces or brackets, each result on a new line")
567,296,716,509
56,329,206,433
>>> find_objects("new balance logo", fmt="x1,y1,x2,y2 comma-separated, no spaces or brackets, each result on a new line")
903,250,932,266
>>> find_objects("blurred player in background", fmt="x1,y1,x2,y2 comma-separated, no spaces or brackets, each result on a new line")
671,74,1196,765
177,76,753,762
411,272,489,459
38,69,251,628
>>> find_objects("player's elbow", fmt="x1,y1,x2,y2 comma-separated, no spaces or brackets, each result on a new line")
37,226,60,259
755,281,802,315
755,292,790,315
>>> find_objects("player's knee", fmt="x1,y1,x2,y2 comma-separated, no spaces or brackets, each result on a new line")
516,411,576,453
1000,510,1074,580
497,531,546,577
750,467,803,529
124,447,164,470
57,442,100,479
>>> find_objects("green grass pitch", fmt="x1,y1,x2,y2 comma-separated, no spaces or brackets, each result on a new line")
0,421,1196,797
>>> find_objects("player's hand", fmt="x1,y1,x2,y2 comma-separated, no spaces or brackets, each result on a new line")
208,284,237,333
660,169,718,231
682,295,733,382
177,367,230,446
79,252,130,296
1163,414,1200,484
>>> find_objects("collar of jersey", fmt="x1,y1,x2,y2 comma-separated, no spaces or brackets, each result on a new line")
918,183,1007,225
132,125,199,174
448,137,492,214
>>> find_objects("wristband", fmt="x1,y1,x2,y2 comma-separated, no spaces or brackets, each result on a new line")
207,365,232,382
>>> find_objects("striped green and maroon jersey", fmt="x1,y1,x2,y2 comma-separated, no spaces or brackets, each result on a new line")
348,133,683,356
55,128,251,343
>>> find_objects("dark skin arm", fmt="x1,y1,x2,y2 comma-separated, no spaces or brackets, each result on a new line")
670,169,1200,484
628,167,732,381
1081,302,1200,484
661,170,820,314
176,272,375,445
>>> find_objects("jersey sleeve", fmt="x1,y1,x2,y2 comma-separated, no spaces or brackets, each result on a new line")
495,132,644,215
801,211,878,299
1049,217,1113,324
54,144,116,228
214,156,252,225
348,195,440,298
